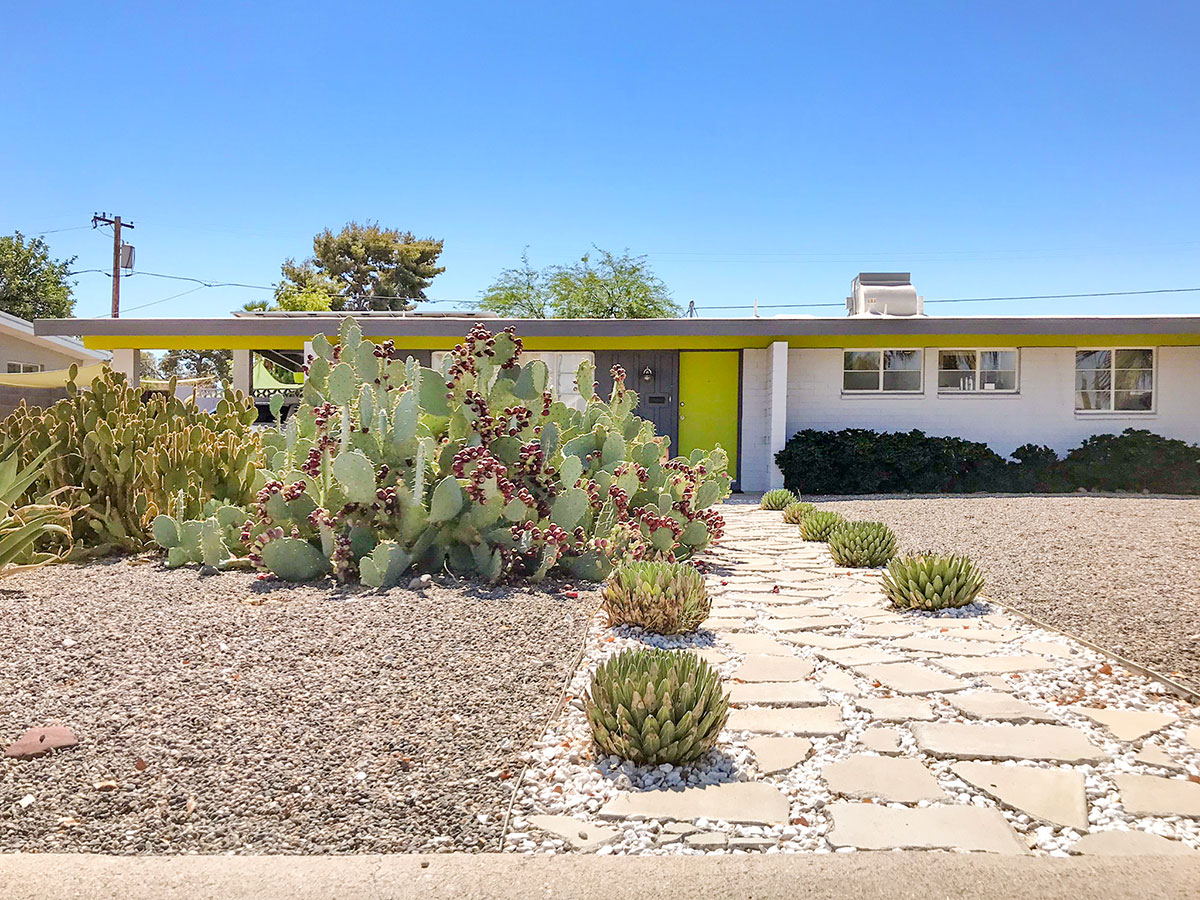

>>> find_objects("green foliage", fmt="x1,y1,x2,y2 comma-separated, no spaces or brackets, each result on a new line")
152,499,249,570
775,426,1200,495
601,560,710,634
760,488,796,510
782,500,815,524
585,648,728,766
0,367,261,552
160,349,233,387
479,248,679,319
0,443,74,575
223,319,729,584
798,509,845,541
827,520,897,568
0,232,76,320
279,221,445,312
882,552,985,610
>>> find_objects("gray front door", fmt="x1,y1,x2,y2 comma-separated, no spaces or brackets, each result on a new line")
594,350,679,455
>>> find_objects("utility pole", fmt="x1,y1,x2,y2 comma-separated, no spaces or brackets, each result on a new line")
92,213,134,317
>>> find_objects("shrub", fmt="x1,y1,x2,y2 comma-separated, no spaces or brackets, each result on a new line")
601,560,710,634
798,509,845,541
775,428,1008,495
585,647,728,766
1062,429,1200,493
828,520,897,568
882,552,985,610
155,320,731,583
782,500,816,524
760,488,796,510
0,367,261,552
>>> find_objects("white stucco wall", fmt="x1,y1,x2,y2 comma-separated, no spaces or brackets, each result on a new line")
0,334,90,372
782,345,1200,457
739,348,772,491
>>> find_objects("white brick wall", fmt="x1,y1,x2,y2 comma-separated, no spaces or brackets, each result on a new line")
739,349,772,491
782,345,1200,458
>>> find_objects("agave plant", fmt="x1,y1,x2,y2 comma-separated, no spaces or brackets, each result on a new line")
828,520,897,568
882,552,985,610
760,488,797,511
798,509,845,541
601,560,710,634
586,647,728,766
0,443,74,577
782,501,816,524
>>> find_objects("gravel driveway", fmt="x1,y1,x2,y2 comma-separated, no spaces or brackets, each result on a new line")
806,495,1200,694
0,560,595,854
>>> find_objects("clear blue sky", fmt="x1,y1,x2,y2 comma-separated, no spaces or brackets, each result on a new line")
3,1,1198,320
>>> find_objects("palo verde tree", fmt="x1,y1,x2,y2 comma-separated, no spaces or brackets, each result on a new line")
0,232,77,320
479,248,679,318
278,222,445,312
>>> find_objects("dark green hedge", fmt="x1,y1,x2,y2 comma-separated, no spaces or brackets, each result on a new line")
774,428,1200,495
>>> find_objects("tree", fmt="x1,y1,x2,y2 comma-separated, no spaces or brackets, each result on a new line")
479,248,679,318
278,222,445,311
139,352,163,380
160,349,232,387
0,232,77,320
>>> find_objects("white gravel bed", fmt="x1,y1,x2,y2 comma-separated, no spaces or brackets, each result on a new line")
0,559,596,854
509,507,1200,856
808,494,1200,693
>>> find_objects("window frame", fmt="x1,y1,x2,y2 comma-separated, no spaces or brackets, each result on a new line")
5,362,45,374
1073,346,1157,415
936,348,1020,395
841,348,924,395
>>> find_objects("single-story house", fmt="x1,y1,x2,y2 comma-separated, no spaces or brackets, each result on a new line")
34,274,1200,491
0,311,110,416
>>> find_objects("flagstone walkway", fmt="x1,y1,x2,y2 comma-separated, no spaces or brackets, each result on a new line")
508,504,1200,856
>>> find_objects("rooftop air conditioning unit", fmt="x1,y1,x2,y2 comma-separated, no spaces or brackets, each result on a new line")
846,272,923,316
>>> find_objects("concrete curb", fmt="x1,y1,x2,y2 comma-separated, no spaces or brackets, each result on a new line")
2,853,1199,900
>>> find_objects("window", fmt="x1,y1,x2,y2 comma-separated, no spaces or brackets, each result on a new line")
1075,348,1154,412
938,349,1018,392
842,350,922,393
5,362,44,374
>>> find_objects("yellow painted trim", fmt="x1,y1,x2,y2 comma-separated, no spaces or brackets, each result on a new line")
81,331,1200,352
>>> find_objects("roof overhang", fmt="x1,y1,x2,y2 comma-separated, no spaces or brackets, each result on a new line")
1,312,110,361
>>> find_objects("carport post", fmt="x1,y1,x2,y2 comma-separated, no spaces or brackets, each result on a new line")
767,340,788,490
232,349,252,397
109,348,140,389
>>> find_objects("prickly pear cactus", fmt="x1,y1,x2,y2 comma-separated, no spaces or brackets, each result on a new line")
234,319,731,584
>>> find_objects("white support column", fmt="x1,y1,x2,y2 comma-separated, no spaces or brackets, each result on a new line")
767,340,789,490
110,348,140,389
232,349,252,397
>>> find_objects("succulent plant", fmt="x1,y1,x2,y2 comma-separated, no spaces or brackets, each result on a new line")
601,560,710,634
882,552,985,610
782,500,816,524
152,498,250,570
0,443,75,575
0,366,260,552
797,509,845,541
223,319,732,584
827,520,897,568
760,488,796,511
585,647,728,766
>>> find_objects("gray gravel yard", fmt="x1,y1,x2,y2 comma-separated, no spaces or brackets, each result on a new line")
0,560,595,854
809,495,1200,694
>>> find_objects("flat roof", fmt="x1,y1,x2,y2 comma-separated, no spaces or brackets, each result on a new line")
34,313,1200,340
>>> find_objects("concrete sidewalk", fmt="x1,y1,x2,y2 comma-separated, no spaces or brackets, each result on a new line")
2,853,1199,900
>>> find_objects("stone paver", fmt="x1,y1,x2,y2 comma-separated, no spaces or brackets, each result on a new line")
1072,830,1199,856
731,654,815,683
727,706,846,736
935,655,1055,676
1189,726,1200,750
826,803,1027,855
860,727,902,754
696,648,731,666
684,832,728,848
822,754,947,803
1023,640,1079,659
1114,774,1200,817
599,781,790,825
821,647,907,667
819,668,861,696
946,692,1057,723
781,633,868,650
762,616,850,632
1074,707,1177,742
857,662,969,694
527,815,620,850
723,633,795,657
1136,744,1184,771
893,636,994,657
948,627,1023,643
912,723,1109,763
857,622,918,638
746,736,813,774
951,762,1089,829
729,681,825,707
855,697,935,722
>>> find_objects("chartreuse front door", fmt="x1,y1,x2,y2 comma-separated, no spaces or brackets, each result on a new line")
677,350,740,485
